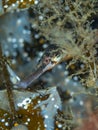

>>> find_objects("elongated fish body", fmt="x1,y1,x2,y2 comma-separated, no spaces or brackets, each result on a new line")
16,44,64,88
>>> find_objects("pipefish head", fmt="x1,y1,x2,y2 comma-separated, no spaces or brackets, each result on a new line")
16,44,63,89
16,44,67,88
37,44,63,72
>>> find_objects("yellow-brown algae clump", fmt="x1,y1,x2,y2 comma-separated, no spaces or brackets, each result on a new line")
3,0,35,11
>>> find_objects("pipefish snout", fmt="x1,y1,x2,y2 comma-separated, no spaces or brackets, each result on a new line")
16,44,68,88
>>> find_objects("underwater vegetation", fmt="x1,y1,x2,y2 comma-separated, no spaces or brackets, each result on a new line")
0,0,98,130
